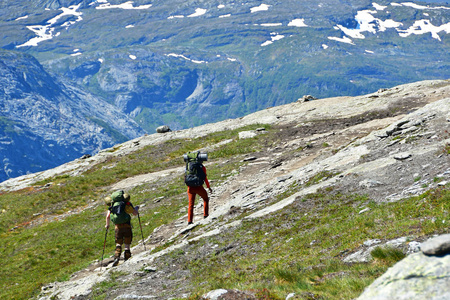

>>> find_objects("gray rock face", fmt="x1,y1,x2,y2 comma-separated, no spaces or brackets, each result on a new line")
357,234,450,300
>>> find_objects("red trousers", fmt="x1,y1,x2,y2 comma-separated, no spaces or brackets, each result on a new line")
187,186,209,223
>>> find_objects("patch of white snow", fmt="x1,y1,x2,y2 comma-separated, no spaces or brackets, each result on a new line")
260,23,282,27
166,53,207,64
251,4,270,13
328,36,355,45
15,15,28,21
261,33,285,46
17,4,83,48
397,19,450,41
399,2,450,10
96,1,152,10
288,18,308,27
378,19,403,32
168,15,184,19
188,8,207,17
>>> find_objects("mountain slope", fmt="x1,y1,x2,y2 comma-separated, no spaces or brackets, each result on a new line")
0,49,145,181
0,79,448,299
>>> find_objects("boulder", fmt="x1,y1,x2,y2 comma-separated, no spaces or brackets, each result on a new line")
421,234,450,256
357,234,450,300
156,125,171,133
298,95,317,103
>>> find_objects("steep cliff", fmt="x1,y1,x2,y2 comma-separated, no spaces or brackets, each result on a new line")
0,49,145,181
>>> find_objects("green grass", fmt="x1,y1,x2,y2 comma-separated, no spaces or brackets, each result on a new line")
444,143,450,155
370,247,406,263
0,123,273,299
160,187,449,299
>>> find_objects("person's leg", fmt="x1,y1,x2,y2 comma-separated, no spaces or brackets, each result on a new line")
113,225,123,266
196,186,209,218
113,244,122,266
187,188,197,224
123,225,133,261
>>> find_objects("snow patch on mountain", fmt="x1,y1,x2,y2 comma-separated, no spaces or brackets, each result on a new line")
260,23,282,27
288,18,308,27
400,2,450,10
398,19,450,41
251,4,270,13
94,1,152,10
188,8,207,17
261,33,285,46
328,36,355,45
328,2,450,44
16,4,83,48
15,15,28,21
166,53,207,64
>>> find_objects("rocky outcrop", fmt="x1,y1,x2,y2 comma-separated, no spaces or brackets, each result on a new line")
357,234,450,300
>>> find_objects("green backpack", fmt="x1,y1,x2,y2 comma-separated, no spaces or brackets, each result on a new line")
109,190,131,224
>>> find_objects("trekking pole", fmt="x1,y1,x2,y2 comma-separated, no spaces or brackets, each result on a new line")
100,227,108,271
137,211,146,251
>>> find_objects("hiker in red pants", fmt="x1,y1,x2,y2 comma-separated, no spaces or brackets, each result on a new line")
184,151,212,224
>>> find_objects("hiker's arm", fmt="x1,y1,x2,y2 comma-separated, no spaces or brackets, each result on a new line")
203,166,212,192
105,211,111,229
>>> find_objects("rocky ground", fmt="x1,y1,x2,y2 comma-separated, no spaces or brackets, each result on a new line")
4,79,448,299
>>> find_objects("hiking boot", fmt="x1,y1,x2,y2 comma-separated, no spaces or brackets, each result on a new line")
112,257,120,267
124,250,131,261
112,245,122,267
188,221,193,225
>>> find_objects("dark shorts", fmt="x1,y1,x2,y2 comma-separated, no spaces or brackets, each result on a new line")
115,223,132,245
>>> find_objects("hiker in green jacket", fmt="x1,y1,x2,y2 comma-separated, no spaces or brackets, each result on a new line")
105,190,139,267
